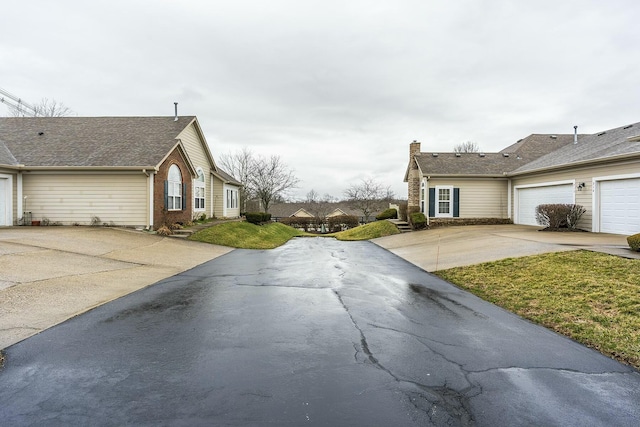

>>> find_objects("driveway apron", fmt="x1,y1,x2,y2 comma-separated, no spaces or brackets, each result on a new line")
0,237,638,426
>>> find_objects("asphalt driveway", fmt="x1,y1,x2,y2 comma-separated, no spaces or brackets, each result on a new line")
1,237,639,426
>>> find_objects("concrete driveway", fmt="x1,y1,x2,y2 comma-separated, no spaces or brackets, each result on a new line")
0,226,232,349
374,224,636,271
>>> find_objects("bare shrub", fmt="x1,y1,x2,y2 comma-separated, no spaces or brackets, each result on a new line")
536,204,586,230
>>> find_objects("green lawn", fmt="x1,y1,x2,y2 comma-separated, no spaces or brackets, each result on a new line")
332,220,400,241
189,221,307,249
435,250,640,369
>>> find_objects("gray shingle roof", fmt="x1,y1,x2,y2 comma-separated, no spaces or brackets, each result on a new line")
0,116,197,167
414,152,520,176
0,140,18,165
499,134,577,161
512,122,640,174
213,168,242,186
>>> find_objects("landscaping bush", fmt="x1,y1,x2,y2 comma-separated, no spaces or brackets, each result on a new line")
328,215,359,232
535,204,585,230
246,212,271,225
410,212,427,230
628,233,640,252
376,208,398,221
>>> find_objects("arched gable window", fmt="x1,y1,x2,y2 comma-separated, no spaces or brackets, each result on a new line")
166,164,183,211
194,167,205,211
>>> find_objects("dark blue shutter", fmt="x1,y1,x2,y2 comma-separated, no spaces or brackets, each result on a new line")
428,188,435,217
453,188,460,217
164,180,168,210
182,183,187,210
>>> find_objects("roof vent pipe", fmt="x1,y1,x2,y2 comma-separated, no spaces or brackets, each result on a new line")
573,125,578,144
174,102,178,121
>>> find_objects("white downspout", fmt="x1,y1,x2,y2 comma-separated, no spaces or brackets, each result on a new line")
507,177,512,220
143,169,154,230
17,172,23,224
210,173,214,219
424,177,430,227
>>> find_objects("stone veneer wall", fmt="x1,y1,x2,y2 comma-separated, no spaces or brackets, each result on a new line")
407,141,422,211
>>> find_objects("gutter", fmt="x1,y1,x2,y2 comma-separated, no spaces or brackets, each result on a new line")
507,152,640,177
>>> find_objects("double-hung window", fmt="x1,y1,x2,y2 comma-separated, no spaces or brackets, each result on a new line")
194,168,205,211
436,185,453,217
226,189,237,209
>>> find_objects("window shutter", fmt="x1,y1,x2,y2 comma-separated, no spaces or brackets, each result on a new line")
453,188,460,217
182,183,187,210
164,180,168,210
428,188,435,217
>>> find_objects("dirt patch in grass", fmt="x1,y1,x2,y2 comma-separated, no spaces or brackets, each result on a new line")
435,250,640,369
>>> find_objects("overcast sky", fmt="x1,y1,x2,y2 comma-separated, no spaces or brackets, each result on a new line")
2,1,639,200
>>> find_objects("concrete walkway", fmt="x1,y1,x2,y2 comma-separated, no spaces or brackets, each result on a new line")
1,224,637,350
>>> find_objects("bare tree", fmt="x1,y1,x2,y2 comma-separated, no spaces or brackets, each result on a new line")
248,155,300,213
304,189,337,220
453,141,480,153
9,98,74,117
218,147,255,212
344,178,395,222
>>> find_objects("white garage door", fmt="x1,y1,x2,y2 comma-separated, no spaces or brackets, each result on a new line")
0,178,6,226
600,178,640,235
516,184,574,226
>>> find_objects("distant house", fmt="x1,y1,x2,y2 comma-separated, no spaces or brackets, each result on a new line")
269,202,387,223
405,121,640,235
0,116,241,229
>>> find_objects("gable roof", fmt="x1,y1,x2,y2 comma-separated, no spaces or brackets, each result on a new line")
409,123,640,178
212,168,242,187
0,116,197,168
499,134,577,161
511,122,640,174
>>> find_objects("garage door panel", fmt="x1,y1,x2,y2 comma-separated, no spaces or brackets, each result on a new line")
517,184,574,226
600,179,640,235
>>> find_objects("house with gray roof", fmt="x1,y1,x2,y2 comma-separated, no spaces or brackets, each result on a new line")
405,121,640,235
0,116,241,228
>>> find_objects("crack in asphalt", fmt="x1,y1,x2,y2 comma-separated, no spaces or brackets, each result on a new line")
332,289,476,426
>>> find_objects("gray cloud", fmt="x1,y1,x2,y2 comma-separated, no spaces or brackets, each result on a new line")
2,0,639,199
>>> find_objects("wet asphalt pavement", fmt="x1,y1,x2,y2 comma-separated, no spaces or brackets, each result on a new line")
1,238,639,426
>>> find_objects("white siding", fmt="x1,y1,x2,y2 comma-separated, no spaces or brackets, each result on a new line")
213,175,224,218
22,173,148,226
177,123,215,218
428,178,509,218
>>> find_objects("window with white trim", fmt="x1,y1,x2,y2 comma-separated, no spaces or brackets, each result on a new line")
194,168,205,211
226,189,238,209
168,164,182,210
420,181,426,214
436,185,453,217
